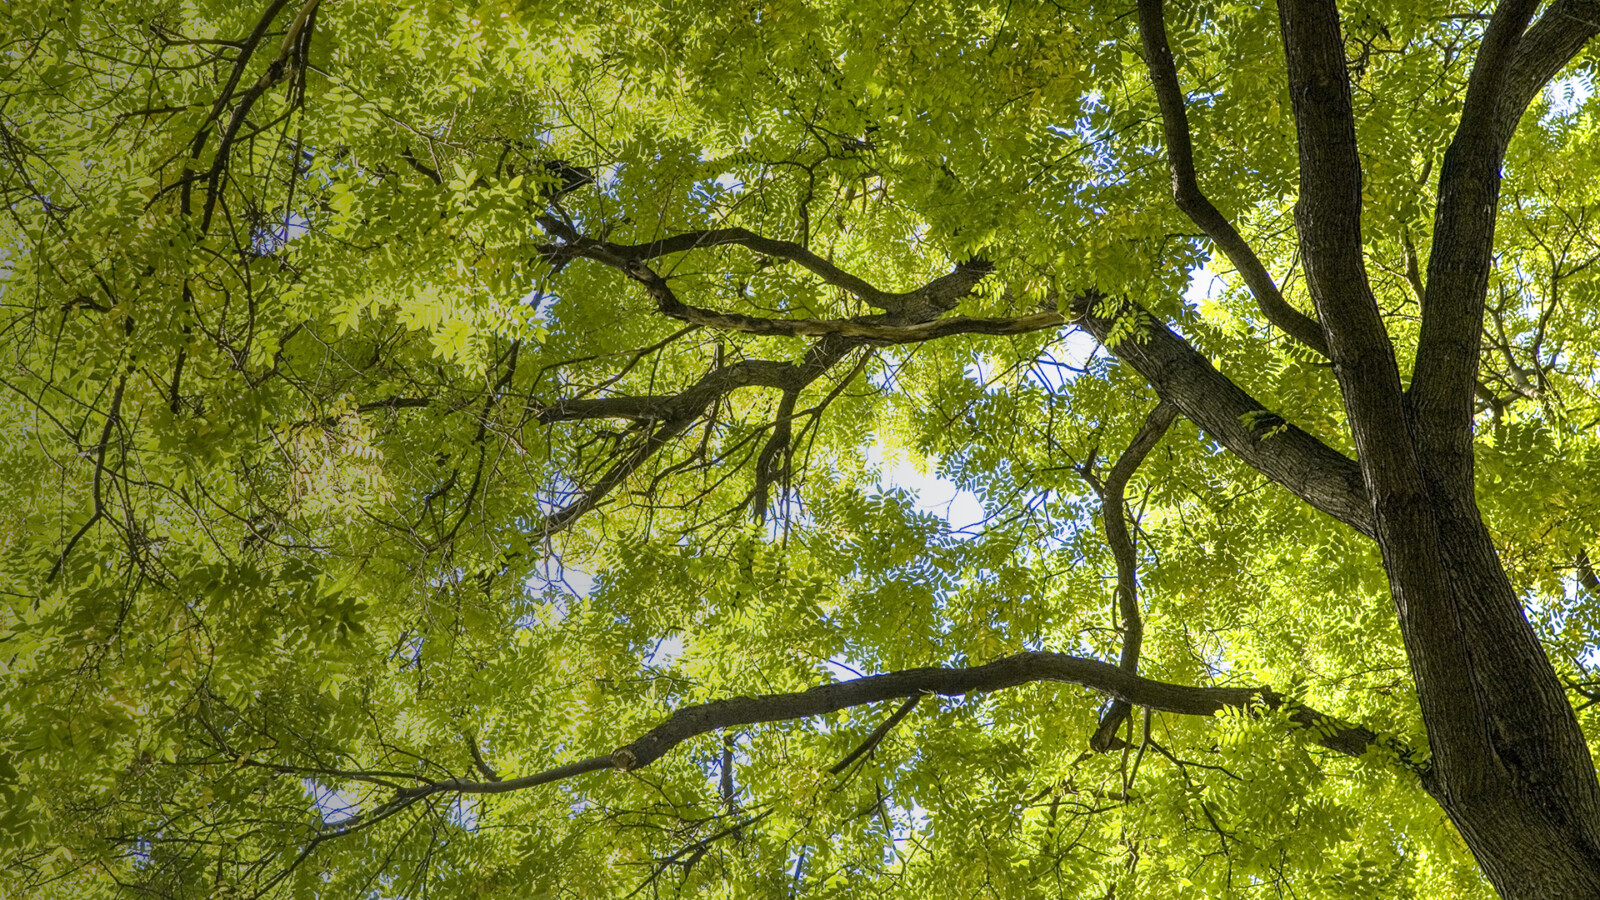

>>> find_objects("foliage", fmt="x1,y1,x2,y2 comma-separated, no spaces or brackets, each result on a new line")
2,0,1598,897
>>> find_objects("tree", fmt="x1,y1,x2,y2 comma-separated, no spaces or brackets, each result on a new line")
3,0,1600,896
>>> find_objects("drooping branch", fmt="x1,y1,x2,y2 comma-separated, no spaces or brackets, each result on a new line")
750,386,800,523
1082,401,1178,750
323,651,1422,830
532,336,856,539
526,224,996,539
1136,0,1328,356
1070,292,1373,537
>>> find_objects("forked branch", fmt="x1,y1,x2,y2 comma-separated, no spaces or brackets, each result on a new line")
1070,292,1373,536
529,222,997,539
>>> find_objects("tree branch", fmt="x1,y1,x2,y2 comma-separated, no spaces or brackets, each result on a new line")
532,337,856,539
541,227,990,316
525,226,994,539
1136,0,1328,356
537,395,679,423
1280,0,1497,787
627,260,1061,343
1084,401,1178,751
353,651,1422,821
1277,0,1395,398
829,694,923,775
1410,0,1584,491
1070,292,1373,537
1503,0,1600,123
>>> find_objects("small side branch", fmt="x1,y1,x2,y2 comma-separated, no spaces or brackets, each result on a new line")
48,375,128,582
1083,401,1178,750
830,694,923,775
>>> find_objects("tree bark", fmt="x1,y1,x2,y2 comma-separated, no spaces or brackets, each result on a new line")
1271,3,1600,896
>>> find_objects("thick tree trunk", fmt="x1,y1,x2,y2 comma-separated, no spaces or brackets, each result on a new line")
1405,499,1600,898
1268,1,1600,894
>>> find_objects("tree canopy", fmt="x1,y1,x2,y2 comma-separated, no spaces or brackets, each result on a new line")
4,0,1600,897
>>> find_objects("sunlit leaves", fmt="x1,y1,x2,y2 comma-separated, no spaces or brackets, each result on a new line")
6,0,1600,897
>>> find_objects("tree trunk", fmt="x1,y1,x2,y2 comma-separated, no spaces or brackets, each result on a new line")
1403,494,1600,898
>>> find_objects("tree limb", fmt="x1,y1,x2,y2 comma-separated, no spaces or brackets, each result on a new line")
1084,401,1178,751
532,337,856,539
541,226,990,317
1280,0,1500,789
1410,0,1589,490
626,260,1061,342
1503,0,1600,124
1277,0,1394,389
1136,0,1328,356
355,651,1422,820
1070,292,1373,537
525,225,994,538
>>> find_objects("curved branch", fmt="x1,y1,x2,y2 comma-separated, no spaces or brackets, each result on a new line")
648,287,1065,343
1084,401,1178,750
1071,292,1373,537
1503,0,1600,124
1136,0,1327,356
541,227,991,316
347,651,1422,822
548,228,887,305
533,337,857,539
526,235,993,538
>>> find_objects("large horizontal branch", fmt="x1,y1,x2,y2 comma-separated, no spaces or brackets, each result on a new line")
348,651,1422,822
537,395,680,423
1071,292,1374,537
540,227,991,318
1136,0,1328,356
667,303,1063,343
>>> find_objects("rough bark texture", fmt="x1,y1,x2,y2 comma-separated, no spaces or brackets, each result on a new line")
1271,3,1600,896
1069,292,1373,536
1104,2,1600,895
